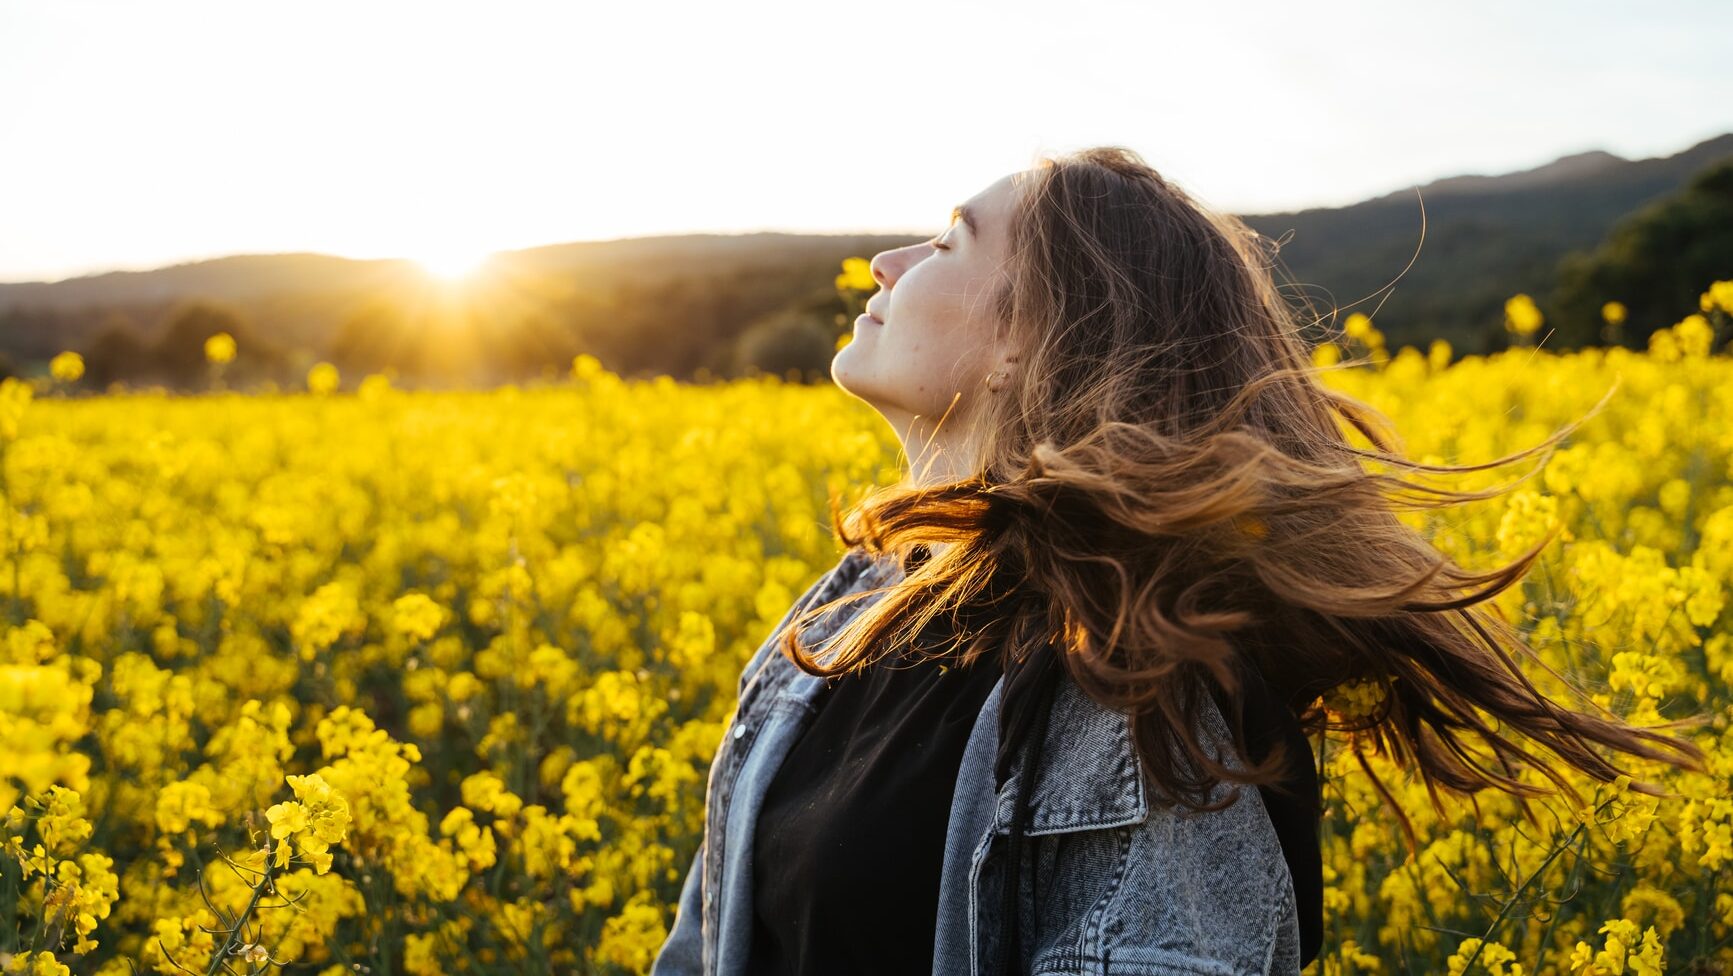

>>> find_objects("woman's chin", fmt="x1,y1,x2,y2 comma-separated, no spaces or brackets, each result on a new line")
829,348,867,391
828,364,884,411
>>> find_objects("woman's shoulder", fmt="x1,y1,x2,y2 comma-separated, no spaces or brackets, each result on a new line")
1016,674,1302,972
1088,703,1297,975
1112,684,1299,965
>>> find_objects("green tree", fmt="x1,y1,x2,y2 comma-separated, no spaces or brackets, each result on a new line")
1549,159,1733,349
149,299,289,390
731,308,835,381
82,316,150,389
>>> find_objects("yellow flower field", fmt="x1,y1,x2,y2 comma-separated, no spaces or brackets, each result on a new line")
0,283,1731,975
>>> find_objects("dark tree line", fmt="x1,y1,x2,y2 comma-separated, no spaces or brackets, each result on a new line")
21,265,861,393
76,300,291,391
1548,159,1733,349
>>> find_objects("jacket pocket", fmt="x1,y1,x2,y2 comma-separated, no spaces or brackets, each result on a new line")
976,826,1130,975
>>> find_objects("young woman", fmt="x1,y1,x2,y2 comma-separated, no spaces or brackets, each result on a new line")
650,147,1707,976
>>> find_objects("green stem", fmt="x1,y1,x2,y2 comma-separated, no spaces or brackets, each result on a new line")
204,851,275,976
1458,793,1616,974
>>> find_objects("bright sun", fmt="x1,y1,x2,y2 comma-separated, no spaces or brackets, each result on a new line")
416,247,495,281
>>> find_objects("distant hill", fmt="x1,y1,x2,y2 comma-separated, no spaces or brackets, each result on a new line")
2,132,1728,379
1238,133,1733,353
0,233,918,360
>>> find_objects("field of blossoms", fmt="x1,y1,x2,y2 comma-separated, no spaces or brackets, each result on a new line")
0,279,1731,975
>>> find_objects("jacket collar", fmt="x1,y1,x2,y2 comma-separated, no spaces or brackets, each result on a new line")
766,547,1151,835
987,667,1149,834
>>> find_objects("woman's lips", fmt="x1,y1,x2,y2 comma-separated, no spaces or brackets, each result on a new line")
856,312,883,326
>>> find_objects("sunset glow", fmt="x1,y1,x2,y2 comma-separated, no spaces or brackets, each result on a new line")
416,247,495,282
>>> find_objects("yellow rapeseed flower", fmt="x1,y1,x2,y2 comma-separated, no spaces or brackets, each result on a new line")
265,772,351,874
307,361,340,394
1323,678,1387,723
572,353,606,383
1446,936,1523,976
1702,280,1733,316
1504,293,1543,335
1672,313,1714,358
5,272,1731,973
0,377,33,441
1569,919,1665,976
357,372,393,401
204,331,236,364
834,256,875,294
49,351,83,383
4,951,72,975
391,592,446,642
1428,338,1452,372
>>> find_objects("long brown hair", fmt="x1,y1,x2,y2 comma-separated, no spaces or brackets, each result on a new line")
777,145,1708,853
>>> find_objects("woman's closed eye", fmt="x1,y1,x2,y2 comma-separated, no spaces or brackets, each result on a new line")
928,213,958,251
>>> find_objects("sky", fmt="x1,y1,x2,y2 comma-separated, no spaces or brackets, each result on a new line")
2,0,1729,284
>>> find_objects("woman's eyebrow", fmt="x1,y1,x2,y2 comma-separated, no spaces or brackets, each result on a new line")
951,204,979,237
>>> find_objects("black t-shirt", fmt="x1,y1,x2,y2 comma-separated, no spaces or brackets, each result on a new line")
746,639,1323,974
1225,665,1325,969
747,641,1004,976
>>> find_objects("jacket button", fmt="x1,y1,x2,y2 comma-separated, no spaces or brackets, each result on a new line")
733,725,746,739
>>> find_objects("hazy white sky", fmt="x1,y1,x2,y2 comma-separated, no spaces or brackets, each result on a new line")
2,0,1728,283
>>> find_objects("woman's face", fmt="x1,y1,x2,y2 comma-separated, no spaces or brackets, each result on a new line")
831,170,1028,480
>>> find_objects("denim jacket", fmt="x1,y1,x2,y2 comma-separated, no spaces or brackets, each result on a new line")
650,546,1304,976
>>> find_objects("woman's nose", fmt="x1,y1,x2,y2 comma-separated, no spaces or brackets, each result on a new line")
870,242,924,287
870,250,894,287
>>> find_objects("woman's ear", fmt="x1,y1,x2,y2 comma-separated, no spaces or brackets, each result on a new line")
986,352,1022,393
